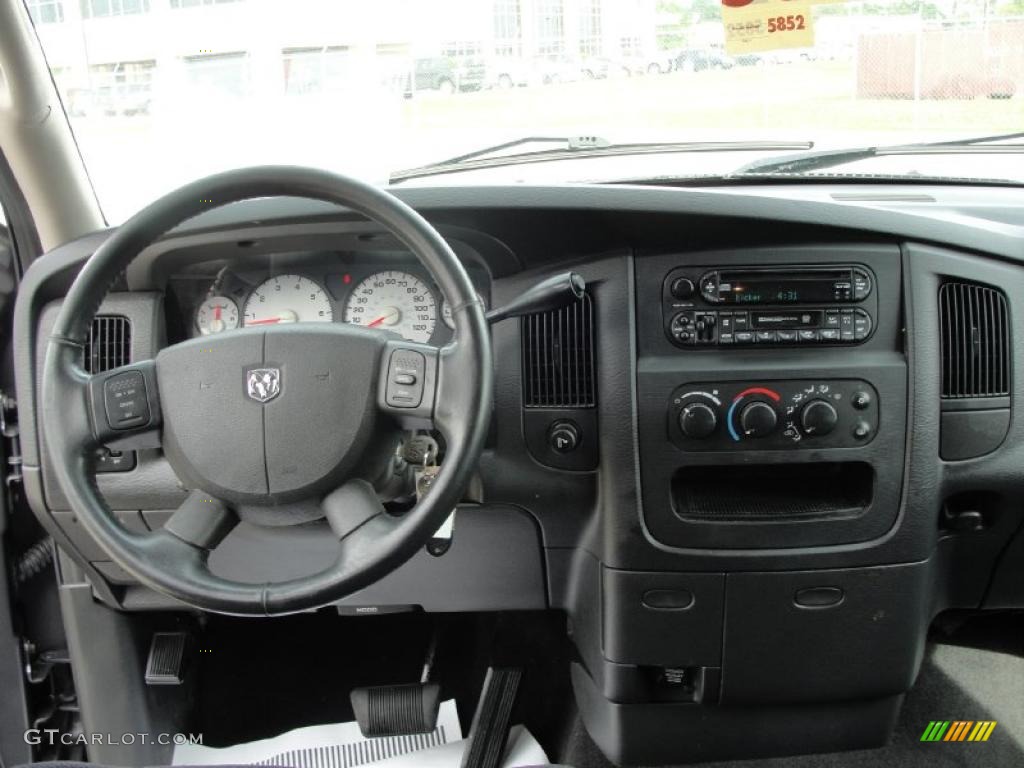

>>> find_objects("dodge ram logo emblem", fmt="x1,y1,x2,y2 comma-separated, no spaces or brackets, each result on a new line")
246,368,281,403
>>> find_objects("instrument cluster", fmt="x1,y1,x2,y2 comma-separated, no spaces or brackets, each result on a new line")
167,254,488,345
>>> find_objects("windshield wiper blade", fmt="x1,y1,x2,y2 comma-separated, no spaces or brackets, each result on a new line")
736,131,1024,175
390,138,814,184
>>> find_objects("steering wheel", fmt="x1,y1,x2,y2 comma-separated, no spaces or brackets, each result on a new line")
41,167,492,616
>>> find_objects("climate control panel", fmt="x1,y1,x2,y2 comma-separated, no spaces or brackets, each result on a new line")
668,379,879,451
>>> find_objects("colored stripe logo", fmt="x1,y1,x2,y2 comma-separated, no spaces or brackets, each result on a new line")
921,721,997,742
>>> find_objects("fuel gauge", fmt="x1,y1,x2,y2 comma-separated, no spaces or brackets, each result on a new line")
196,296,239,335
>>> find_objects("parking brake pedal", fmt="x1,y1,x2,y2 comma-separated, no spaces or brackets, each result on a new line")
350,630,441,737
145,632,189,685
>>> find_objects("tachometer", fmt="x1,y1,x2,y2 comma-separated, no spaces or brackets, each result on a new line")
243,274,333,326
344,270,437,343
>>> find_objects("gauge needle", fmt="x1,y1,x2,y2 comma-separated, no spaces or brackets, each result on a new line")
367,308,400,328
248,310,298,326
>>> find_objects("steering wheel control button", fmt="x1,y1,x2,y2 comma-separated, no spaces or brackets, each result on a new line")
103,371,151,429
679,402,717,439
548,421,580,453
386,349,426,407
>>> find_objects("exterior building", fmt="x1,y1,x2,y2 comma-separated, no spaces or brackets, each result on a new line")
26,0,662,112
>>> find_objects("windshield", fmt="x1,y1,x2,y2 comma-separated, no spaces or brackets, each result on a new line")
26,0,1024,222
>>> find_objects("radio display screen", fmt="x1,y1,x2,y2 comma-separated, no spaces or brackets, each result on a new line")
716,270,851,304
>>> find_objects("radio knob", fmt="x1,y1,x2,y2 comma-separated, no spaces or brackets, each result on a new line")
739,401,777,438
679,402,717,439
800,399,838,436
670,277,696,299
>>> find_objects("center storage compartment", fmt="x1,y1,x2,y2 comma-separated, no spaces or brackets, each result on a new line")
672,462,873,523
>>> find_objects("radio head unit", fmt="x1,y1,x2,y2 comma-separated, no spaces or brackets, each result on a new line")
663,264,877,348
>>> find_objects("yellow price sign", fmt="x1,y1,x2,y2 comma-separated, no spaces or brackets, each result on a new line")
723,0,815,55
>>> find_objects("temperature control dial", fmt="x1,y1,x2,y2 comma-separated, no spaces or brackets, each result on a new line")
679,402,717,439
800,399,839,436
739,401,778,438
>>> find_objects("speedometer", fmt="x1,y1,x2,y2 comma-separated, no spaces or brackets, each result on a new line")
243,274,333,326
344,270,437,343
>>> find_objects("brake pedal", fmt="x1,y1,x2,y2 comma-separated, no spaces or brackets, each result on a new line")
350,682,441,737
145,631,189,685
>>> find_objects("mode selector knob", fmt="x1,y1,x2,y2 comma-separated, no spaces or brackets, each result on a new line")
679,402,717,439
739,401,778,438
800,399,838,436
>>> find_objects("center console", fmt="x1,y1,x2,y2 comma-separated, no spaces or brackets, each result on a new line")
635,244,906,550
568,244,915,765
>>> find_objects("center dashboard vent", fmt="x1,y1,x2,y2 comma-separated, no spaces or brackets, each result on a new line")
939,281,1009,399
84,315,131,374
522,293,595,408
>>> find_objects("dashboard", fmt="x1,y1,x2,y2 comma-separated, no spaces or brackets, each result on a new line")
12,181,1024,766
164,252,490,345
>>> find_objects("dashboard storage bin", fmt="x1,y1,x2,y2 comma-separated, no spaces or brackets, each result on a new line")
602,568,725,667
721,561,931,703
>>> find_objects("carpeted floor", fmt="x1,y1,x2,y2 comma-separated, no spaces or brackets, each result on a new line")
562,629,1024,768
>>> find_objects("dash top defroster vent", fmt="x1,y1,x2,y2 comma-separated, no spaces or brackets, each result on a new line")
521,292,595,408
939,281,1009,399
84,315,131,374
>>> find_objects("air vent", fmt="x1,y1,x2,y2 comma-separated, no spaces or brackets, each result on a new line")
522,293,595,408
939,282,1009,398
84,315,131,374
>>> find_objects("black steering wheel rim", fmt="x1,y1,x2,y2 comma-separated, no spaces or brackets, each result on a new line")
41,166,492,616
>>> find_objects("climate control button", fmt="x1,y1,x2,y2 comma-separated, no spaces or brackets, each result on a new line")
679,402,718,439
739,401,778,438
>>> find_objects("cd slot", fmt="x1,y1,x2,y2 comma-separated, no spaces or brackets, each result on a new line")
750,310,823,329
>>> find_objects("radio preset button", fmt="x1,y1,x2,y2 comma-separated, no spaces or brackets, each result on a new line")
776,330,797,342
734,331,754,344
755,331,776,343
798,329,819,342
853,310,872,340
820,328,841,341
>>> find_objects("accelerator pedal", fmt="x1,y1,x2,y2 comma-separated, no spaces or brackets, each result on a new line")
460,667,523,768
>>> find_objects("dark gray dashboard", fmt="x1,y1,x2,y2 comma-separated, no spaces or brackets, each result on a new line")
13,180,1024,764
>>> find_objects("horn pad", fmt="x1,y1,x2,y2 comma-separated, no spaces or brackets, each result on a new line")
156,325,386,503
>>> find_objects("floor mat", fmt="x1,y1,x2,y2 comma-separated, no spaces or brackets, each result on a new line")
563,641,1024,767
173,700,462,767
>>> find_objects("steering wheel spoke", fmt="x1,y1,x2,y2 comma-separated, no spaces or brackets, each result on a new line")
322,478,388,540
162,490,238,551
85,358,162,449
